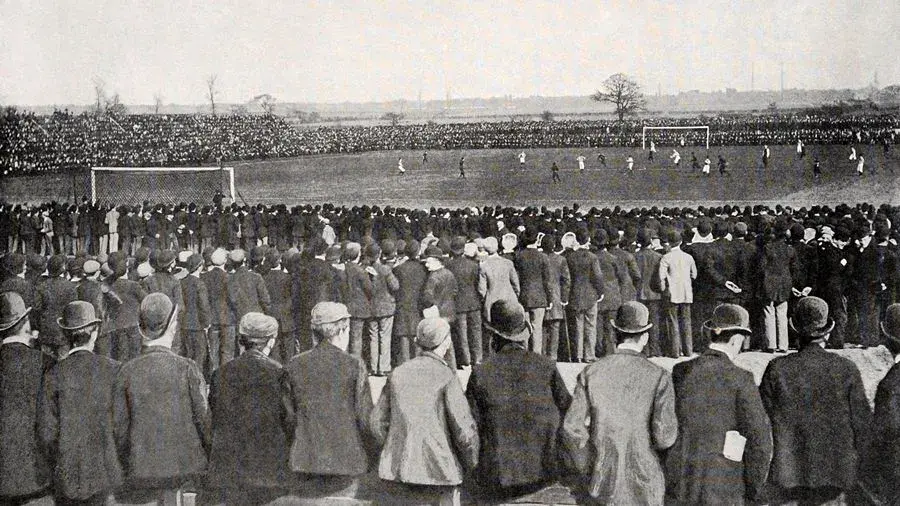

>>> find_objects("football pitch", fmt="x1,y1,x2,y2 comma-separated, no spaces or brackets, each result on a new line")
2,144,898,208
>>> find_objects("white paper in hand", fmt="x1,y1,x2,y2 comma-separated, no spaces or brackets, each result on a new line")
723,430,747,462
422,305,440,319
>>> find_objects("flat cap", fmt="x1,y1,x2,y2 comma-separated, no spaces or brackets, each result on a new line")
210,248,228,266
310,301,351,325
83,260,101,275
239,312,279,341
228,248,246,263
416,317,451,350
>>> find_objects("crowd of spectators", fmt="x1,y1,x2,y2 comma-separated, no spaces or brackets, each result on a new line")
3,108,898,175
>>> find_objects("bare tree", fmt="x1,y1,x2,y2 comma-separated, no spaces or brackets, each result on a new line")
381,111,404,126
252,94,277,115
590,73,646,122
540,110,555,122
105,92,128,116
153,93,163,114
92,77,106,114
206,74,218,115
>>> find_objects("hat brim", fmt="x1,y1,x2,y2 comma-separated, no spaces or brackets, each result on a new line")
789,318,835,338
610,321,653,335
140,303,179,341
881,321,900,345
0,307,31,332
702,320,752,335
484,321,532,343
57,317,102,331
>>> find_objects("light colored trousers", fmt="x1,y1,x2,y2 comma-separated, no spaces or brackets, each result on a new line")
764,300,789,350
526,307,546,355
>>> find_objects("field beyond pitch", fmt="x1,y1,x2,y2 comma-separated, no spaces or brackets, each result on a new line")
2,145,898,207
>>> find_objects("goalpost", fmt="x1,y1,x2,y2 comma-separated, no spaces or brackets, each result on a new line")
642,126,709,150
90,166,236,205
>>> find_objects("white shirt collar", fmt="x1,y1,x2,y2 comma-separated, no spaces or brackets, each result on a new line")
894,353,900,365
2,334,32,347
67,345,93,356
616,342,644,353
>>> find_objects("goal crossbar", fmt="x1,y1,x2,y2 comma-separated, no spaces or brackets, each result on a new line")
90,166,235,205
642,126,709,150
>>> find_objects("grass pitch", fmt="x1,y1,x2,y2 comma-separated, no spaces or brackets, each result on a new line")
2,144,898,208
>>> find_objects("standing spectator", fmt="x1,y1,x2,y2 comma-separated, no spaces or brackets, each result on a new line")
342,242,373,358
0,253,34,311
105,205,119,254
105,253,147,362
283,302,375,493
855,223,897,347
760,296,871,504
392,240,426,366
595,229,626,357
370,317,479,506
666,304,773,505
478,236,520,354
204,313,292,505
33,255,76,357
659,229,697,357
113,293,210,506
421,245,459,370
566,229,604,362
634,229,664,357
141,250,185,349
201,249,231,373
225,248,271,362
466,300,571,499
39,209,54,256
37,301,122,505
294,237,339,354
561,301,678,505
855,304,900,503
261,250,294,363
542,234,571,361
180,254,212,375
814,226,851,348
759,222,798,352
447,237,484,366
364,242,399,376
551,161,560,183
0,291,53,504
515,229,553,355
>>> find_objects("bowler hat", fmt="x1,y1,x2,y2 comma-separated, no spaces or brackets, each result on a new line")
789,296,835,338
157,250,177,269
310,301,351,325
450,236,466,255
185,254,204,273
57,301,102,331
610,301,652,335
703,304,752,335
484,299,531,343
881,303,900,345
139,293,177,341
27,254,47,274
325,245,343,263
416,317,451,349
239,312,278,341
0,291,31,332
423,246,445,260
47,255,67,277
405,239,420,259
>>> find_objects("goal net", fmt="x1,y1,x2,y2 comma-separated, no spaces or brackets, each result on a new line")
642,126,709,150
91,167,235,205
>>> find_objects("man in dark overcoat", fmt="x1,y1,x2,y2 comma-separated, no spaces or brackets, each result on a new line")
179,254,212,375
204,312,293,504
760,296,871,504
392,240,426,366
466,299,571,499
666,303,772,505
33,255,76,355
38,301,122,505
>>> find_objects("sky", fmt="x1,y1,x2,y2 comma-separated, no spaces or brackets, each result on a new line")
1,0,898,106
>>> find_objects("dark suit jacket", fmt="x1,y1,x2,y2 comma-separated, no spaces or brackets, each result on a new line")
207,350,293,488
759,344,871,491
597,249,625,312
566,249,604,311
634,247,663,302
294,257,341,340
515,248,553,309
393,260,427,336
227,266,271,325
667,349,773,504
423,267,458,320
107,278,147,332
263,268,294,333
113,346,211,488
546,252,571,321
610,246,641,303
34,276,77,347
141,272,184,317
758,239,798,303
369,263,399,318
856,361,900,503
38,351,122,500
0,341,54,498
283,341,374,476
180,275,211,331
466,345,571,489
446,255,481,313
343,262,373,319
201,268,230,327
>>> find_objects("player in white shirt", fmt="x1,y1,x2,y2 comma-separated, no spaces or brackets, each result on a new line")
762,145,770,168
670,149,681,167
519,151,526,169
397,157,405,175
625,156,634,173
576,155,586,172
849,146,857,161
702,158,711,175
796,139,805,158
857,156,865,175
649,141,656,161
